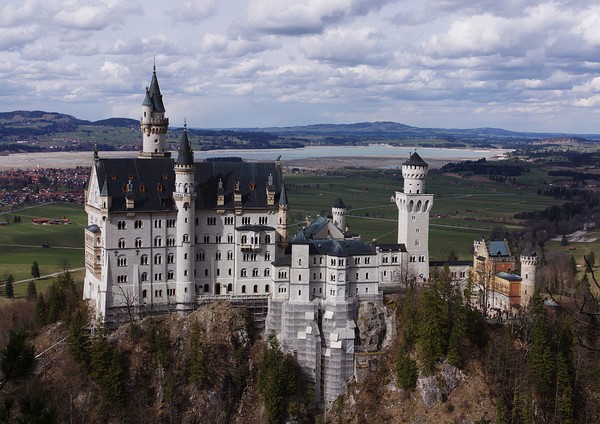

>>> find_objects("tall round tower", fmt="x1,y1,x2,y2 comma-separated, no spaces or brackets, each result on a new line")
332,197,347,231
140,65,170,158
174,124,196,311
520,253,538,308
395,152,433,283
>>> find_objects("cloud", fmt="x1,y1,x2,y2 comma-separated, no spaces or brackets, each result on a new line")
170,0,218,23
300,26,391,65
53,0,141,31
242,0,393,35
200,33,279,57
0,26,40,51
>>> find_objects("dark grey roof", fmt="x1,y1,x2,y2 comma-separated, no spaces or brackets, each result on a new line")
375,243,407,252
332,197,346,209
273,256,292,267
488,240,511,257
403,152,428,167
93,158,176,212
291,231,311,245
85,224,100,233
176,129,194,166
147,67,165,113
429,260,471,267
235,224,275,232
194,161,283,209
496,271,521,281
308,239,375,257
304,216,329,237
279,183,288,206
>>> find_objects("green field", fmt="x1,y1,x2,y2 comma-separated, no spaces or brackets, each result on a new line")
285,165,566,261
0,203,86,298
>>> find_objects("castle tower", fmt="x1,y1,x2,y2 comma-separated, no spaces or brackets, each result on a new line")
140,65,170,158
519,253,538,308
174,124,196,310
332,197,347,231
395,152,433,282
277,182,289,254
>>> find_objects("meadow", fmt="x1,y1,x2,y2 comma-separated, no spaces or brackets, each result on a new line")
0,202,86,299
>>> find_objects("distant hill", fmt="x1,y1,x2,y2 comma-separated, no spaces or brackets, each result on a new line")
1,110,599,152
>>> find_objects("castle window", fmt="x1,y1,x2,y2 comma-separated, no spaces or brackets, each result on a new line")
135,238,142,248
265,234,271,244
241,235,247,244
203,235,210,243
383,256,389,263
140,255,148,265
410,256,416,262
167,288,175,296
242,217,251,225
253,285,258,293
418,255,425,262
227,283,233,293
207,217,217,225
118,239,126,249
365,257,370,264
216,268,220,276
215,235,222,243
264,268,270,277
415,240,420,246
205,269,209,276
366,272,369,279
134,220,143,229
167,219,176,228
252,268,259,277
225,217,234,225
204,284,209,293
183,234,189,243
265,285,270,293
141,273,148,282
154,219,162,228
167,254,174,264
117,220,126,230
167,237,175,246
117,256,127,267
241,268,247,277
154,237,162,247
392,256,398,263
117,275,127,283
227,251,234,260
354,258,361,264
142,289,147,297
227,234,233,243
154,254,162,265
139,184,145,192
259,216,267,224
196,252,205,261
167,271,174,280
265,252,271,261
215,251,222,260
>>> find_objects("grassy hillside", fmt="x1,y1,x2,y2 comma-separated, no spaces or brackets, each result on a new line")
0,202,85,298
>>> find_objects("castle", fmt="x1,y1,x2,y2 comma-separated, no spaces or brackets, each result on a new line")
83,67,534,405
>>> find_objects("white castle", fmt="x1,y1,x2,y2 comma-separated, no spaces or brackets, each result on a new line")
83,67,435,405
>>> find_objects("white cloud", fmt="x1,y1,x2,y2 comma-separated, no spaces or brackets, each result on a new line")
170,0,218,23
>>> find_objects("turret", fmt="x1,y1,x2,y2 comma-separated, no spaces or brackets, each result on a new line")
520,253,538,308
174,124,195,311
140,65,170,158
277,182,289,254
402,151,428,194
395,152,433,283
331,197,347,231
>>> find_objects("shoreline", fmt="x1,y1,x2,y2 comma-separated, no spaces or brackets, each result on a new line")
0,148,511,170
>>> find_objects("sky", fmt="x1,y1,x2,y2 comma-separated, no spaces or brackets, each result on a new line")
2,0,600,133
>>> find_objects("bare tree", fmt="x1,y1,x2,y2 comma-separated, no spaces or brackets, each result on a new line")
115,283,138,324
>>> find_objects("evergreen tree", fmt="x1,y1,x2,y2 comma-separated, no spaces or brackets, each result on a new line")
258,335,297,424
26,280,36,301
0,330,36,391
34,294,47,328
569,255,577,276
395,350,418,391
555,352,574,424
4,275,14,299
528,292,554,396
67,308,90,366
30,261,40,279
586,251,595,271
89,328,125,404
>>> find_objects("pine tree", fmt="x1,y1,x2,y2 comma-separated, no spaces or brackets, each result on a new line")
529,292,554,396
67,308,90,366
395,350,418,390
0,329,36,391
89,328,125,403
34,294,47,328
569,255,577,277
555,352,574,424
4,275,14,299
26,280,36,301
30,261,40,279
586,251,595,271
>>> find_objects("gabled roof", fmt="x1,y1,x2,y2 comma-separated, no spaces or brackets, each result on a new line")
376,243,407,252
279,182,288,206
194,161,283,209
488,240,511,257
92,157,176,212
403,152,428,167
304,215,329,237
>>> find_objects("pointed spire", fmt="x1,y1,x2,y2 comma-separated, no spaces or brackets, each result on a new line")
93,144,99,160
148,64,165,113
176,121,194,166
279,182,288,207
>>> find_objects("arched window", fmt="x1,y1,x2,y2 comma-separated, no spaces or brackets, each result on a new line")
252,268,259,277
253,285,258,293
265,234,271,244
265,284,270,293
118,238,126,249
203,284,209,293
241,235,247,244
117,255,127,267
264,268,270,277
227,283,233,293
241,268,247,277
154,236,162,247
154,254,162,265
135,238,142,248
140,255,148,265
141,272,148,282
